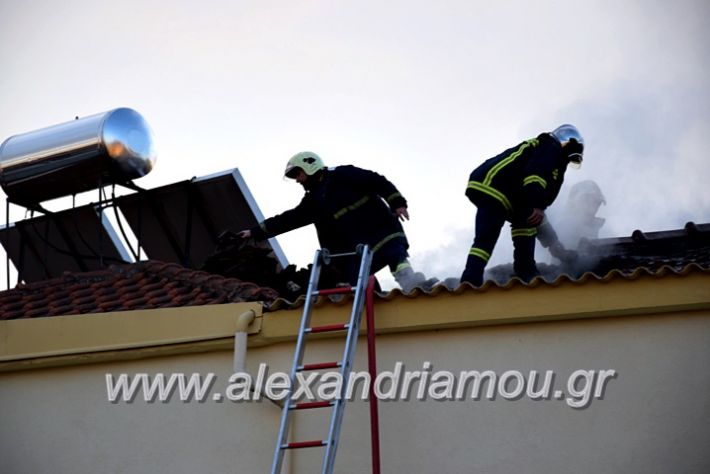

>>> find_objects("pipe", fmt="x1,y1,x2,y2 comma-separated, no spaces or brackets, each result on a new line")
233,309,256,373
231,309,289,470
232,308,284,409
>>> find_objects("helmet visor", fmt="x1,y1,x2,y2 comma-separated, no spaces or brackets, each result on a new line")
564,140,583,169
284,164,301,179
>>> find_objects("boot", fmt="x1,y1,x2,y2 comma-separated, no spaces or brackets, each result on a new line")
393,266,438,293
460,254,486,287
514,266,540,284
513,235,539,283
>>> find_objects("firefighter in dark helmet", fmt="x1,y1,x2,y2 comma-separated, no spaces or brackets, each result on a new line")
460,124,584,286
239,151,437,292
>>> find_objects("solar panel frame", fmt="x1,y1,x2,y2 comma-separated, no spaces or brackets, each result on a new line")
0,205,132,283
116,168,289,270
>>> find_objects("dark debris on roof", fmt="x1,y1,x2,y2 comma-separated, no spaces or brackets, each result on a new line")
482,222,710,287
583,222,710,276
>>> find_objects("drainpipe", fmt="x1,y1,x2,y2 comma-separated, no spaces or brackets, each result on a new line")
233,309,283,409
233,309,256,373
232,309,289,471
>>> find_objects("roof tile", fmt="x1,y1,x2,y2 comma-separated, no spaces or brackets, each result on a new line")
0,260,279,320
24,307,49,318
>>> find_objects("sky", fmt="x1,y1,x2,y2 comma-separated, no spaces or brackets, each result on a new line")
1,0,709,289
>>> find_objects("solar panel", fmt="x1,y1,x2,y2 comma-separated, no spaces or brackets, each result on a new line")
116,168,288,269
0,205,132,283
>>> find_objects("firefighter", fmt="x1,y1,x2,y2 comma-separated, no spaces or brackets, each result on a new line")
555,179,606,248
238,151,437,292
460,124,584,286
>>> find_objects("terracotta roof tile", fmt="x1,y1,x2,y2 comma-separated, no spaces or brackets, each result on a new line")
3,300,24,312
147,294,173,307
49,303,77,315
0,260,279,320
3,308,24,319
24,307,49,318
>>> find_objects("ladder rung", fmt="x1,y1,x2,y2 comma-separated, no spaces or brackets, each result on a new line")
327,251,358,258
299,361,341,371
291,400,333,410
272,246,373,473
307,323,349,334
315,286,354,296
283,440,327,449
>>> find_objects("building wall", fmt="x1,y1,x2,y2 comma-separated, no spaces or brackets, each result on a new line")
1,309,709,473
0,350,288,474
286,309,710,474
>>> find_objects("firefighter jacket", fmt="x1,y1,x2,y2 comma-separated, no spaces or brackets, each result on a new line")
250,165,409,255
466,132,568,223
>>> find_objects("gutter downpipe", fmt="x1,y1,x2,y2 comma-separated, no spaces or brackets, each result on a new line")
233,309,291,472
233,309,256,373
233,309,284,411
232,309,290,472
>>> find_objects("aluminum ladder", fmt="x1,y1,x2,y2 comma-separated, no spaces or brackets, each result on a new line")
270,244,373,474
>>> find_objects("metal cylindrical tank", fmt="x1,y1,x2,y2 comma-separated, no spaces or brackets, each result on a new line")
0,107,157,206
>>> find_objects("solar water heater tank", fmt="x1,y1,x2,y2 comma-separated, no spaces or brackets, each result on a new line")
0,107,157,206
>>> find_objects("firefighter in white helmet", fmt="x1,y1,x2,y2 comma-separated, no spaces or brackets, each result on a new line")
461,124,584,286
239,151,437,292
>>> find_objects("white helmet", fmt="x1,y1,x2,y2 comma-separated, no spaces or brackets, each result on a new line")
284,151,326,178
551,124,584,167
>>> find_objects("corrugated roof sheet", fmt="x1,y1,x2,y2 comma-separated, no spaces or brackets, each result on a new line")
267,222,710,310
267,263,710,310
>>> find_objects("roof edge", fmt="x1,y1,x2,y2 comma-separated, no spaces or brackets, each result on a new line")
0,302,262,372
2,271,708,373
255,270,710,346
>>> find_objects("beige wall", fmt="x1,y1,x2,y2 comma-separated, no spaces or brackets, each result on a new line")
0,350,286,474
286,310,710,473
2,309,709,474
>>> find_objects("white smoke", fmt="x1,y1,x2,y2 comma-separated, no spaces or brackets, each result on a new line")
409,79,710,285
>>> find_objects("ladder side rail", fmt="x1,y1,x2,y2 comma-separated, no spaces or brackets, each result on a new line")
270,249,324,474
321,245,373,473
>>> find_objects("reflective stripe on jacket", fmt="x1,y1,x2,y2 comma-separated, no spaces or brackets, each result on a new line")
251,165,409,254
466,133,567,218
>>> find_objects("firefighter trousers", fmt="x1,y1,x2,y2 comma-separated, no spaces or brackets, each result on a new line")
460,194,539,286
